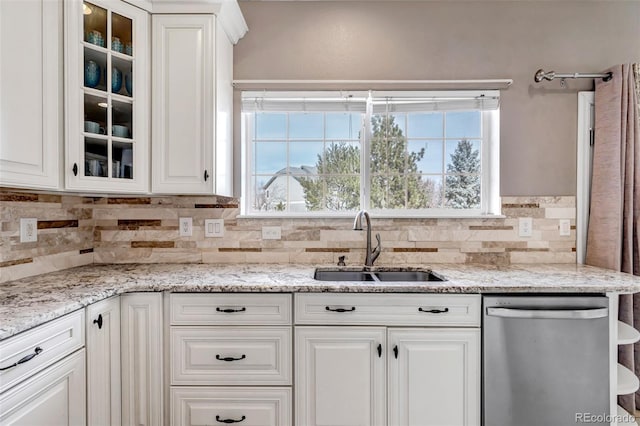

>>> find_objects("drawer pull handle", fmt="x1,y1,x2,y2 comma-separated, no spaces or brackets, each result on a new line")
0,347,43,371
216,354,246,362
325,306,356,313
216,307,247,313
418,307,449,314
216,415,246,424
93,314,103,329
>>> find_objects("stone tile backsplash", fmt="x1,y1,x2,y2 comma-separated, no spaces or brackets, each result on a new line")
0,188,576,283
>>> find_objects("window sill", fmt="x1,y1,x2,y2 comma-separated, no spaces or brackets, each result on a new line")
238,213,506,220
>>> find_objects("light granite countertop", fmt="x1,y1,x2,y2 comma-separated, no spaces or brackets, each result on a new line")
2,263,640,340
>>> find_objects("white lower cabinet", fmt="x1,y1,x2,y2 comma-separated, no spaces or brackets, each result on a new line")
169,294,293,426
294,294,481,426
121,293,163,426
86,296,121,426
295,327,387,426
171,387,291,426
0,345,86,426
388,329,480,426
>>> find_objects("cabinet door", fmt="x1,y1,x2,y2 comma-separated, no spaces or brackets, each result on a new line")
388,328,480,426
152,14,215,194
64,0,150,193
86,296,121,426
0,0,61,190
0,349,86,426
121,293,163,426
295,327,386,426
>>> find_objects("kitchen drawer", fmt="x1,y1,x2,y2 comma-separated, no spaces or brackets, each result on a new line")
170,294,291,325
0,310,84,393
171,326,291,385
295,293,481,327
171,386,291,426
0,349,86,425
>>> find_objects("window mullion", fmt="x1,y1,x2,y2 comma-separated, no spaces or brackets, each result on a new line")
362,92,373,210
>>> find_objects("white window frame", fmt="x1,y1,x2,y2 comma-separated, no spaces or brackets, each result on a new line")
241,90,501,218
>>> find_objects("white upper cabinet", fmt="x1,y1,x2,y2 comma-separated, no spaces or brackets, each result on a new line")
0,0,62,190
64,0,150,193
152,14,215,194
152,13,236,195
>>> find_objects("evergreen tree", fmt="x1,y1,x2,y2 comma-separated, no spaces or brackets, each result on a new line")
444,139,481,209
300,115,436,211
299,142,360,211
370,115,430,209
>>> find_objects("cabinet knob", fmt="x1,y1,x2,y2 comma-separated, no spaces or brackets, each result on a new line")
204,170,209,181
72,163,78,176
93,314,103,329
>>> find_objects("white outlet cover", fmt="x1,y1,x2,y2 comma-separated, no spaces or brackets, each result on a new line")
205,219,224,238
262,226,282,240
179,217,193,237
518,217,533,237
20,218,38,243
559,219,571,236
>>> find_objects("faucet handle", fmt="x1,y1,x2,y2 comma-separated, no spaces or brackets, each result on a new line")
337,256,346,266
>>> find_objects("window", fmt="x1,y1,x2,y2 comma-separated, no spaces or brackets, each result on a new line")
242,90,500,216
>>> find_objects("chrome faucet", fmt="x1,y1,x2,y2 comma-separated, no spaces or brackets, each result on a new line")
353,210,381,267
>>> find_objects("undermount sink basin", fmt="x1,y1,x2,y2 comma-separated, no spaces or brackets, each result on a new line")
313,268,446,282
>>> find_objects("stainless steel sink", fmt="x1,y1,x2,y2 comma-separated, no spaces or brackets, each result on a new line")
313,268,445,282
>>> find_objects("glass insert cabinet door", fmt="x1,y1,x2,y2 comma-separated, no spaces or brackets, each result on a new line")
64,0,149,192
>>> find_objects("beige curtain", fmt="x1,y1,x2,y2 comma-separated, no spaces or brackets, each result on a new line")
585,63,640,412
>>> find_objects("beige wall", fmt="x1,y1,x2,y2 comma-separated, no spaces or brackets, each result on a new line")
234,0,640,196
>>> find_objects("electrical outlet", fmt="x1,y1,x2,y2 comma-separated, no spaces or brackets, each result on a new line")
20,218,38,243
262,226,281,240
518,217,533,237
205,219,224,238
559,219,571,236
179,217,193,237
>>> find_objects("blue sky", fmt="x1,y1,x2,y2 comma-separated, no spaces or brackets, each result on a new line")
252,111,481,175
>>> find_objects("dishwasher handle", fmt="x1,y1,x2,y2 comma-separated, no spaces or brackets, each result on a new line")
486,307,608,320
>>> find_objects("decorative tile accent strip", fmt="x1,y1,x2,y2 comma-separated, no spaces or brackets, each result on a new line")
131,241,175,248
108,197,151,205
0,192,39,202
0,258,33,268
468,225,514,230
502,203,539,208
38,220,79,229
393,248,438,252
218,248,262,252
79,248,94,254
195,203,240,209
505,248,550,252
305,248,350,253
117,219,162,229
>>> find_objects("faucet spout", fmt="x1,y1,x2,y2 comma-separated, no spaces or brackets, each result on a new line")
353,210,381,267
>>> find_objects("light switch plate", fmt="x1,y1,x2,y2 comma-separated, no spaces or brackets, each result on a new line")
559,219,571,236
179,217,193,237
205,219,224,238
262,226,282,240
518,217,533,237
20,218,38,243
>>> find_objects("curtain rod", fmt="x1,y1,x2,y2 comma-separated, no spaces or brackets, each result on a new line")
233,79,513,90
534,69,613,83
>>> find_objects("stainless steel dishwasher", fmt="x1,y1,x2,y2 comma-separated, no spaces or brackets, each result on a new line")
483,295,610,426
